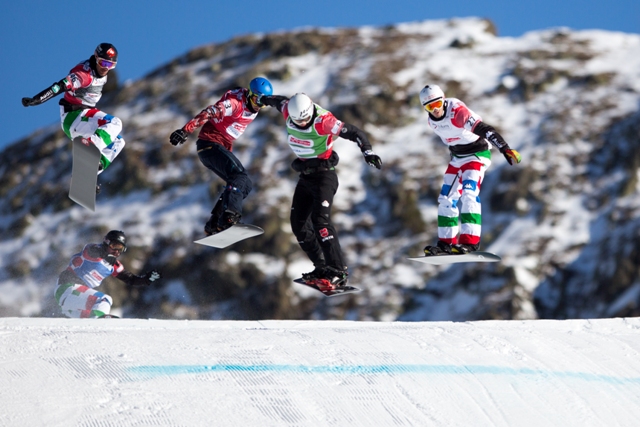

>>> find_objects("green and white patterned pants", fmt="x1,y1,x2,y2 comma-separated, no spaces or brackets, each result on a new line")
60,106,126,172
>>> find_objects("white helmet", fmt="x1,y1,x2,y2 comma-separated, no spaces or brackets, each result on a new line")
419,84,445,106
287,93,315,125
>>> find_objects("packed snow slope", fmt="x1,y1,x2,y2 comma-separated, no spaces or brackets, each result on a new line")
2,317,640,427
1,17,640,322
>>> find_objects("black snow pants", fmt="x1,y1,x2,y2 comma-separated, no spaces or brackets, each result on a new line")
290,168,346,271
197,141,252,222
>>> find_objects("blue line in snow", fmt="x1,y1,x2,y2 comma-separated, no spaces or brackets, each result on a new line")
127,364,640,385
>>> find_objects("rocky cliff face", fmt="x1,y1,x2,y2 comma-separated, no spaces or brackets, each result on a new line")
1,18,639,321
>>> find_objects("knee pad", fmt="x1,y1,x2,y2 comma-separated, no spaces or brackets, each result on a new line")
110,116,123,132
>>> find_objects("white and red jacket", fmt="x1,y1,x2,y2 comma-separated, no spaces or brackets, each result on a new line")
60,59,108,108
427,98,491,156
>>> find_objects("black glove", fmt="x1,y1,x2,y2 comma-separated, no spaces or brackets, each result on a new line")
22,97,35,107
363,150,382,169
143,270,161,285
104,254,117,266
260,95,288,111
169,129,188,146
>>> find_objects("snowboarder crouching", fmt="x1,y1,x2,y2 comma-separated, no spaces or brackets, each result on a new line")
53,230,161,318
419,84,521,256
169,77,274,235
22,43,126,176
261,93,382,292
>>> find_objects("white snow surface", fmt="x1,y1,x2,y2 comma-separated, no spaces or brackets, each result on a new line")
2,317,640,427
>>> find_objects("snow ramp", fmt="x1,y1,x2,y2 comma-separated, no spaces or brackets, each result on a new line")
2,318,640,427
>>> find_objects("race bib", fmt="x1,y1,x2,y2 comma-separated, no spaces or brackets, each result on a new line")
225,123,244,139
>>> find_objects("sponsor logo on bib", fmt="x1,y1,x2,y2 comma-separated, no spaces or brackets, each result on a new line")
289,136,312,147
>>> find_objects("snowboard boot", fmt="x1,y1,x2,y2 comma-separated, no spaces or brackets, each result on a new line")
451,243,480,254
424,240,453,256
216,210,241,232
204,214,220,236
301,265,326,282
204,200,224,236
96,184,101,195
310,266,348,292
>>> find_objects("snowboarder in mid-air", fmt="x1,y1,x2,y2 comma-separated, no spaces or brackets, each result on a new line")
53,230,161,318
169,77,274,235
22,43,126,178
261,93,382,292
419,84,521,256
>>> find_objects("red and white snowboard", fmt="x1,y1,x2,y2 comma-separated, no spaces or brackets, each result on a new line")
293,278,361,297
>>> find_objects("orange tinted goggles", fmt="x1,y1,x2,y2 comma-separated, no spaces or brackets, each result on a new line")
423,98,444,112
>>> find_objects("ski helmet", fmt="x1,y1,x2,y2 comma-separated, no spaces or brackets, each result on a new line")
103,230,127,252
287,93,314,125
249,77,273,97
419,84,445,106
95,43,118,63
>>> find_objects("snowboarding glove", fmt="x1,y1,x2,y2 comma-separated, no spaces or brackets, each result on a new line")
21,97,36,107
104,254,118,266
143,270,161,285
169,129,188,146
500,146,522,165
260,95,289,111
363,150,382,169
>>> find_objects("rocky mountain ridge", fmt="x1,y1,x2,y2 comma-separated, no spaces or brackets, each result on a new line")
1,17,639,321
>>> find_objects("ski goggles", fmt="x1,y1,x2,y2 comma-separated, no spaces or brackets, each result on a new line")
248,89,265,109
423,98,444,112
107,242,126,252
96,57,117,69
291,116,312,127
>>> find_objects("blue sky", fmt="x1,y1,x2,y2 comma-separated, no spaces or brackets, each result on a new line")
1,0,638,151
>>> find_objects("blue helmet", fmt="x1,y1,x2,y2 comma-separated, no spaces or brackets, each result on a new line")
249,77,273,97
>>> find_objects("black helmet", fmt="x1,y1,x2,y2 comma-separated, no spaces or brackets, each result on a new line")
95,43,118,62
103,230,127,252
